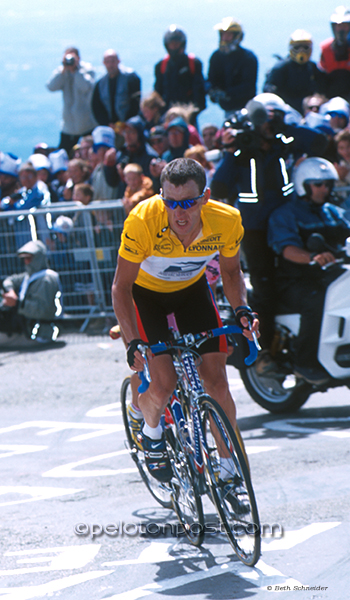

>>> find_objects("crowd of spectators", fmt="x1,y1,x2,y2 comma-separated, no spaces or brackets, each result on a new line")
2,8,350,351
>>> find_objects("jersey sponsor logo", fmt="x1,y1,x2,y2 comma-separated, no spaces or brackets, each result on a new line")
154,239,175,255
124,245,139,255
125,231,136,242
156,226,169,239
198,234,223,244
188,244,225,253
163,260,206,276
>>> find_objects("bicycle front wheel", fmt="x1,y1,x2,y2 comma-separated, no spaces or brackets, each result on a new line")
121,376,172,509
165,404,204,547
199,395,261,566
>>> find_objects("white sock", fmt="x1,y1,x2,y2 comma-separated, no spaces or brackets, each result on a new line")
129,403,143,419
142,422,163,440
219,457,236,481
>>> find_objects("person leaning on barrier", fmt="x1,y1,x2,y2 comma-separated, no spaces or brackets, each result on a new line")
112,157,259,483
0,240,62,342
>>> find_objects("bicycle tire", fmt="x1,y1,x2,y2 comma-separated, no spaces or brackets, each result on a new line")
198,395,261,566
165,393,205,546
120,376,172,509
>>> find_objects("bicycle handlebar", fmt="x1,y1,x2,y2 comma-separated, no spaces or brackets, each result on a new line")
137,324,259,393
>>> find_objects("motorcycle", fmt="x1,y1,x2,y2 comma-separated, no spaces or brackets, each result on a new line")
218,234,350,413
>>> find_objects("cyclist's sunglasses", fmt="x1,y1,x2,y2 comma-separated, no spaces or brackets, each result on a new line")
160,189,206,210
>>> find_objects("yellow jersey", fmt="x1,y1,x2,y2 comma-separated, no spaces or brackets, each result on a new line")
118,195,244,293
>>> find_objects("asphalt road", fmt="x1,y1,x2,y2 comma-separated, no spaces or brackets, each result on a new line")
0,328,349,599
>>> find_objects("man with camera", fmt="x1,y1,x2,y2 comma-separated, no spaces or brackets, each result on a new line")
210,93,327,350
47,47,97,154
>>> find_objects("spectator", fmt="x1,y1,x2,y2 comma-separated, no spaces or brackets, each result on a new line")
268,157,350,383
163,104,202,145
49,149,69,202
184,145,215,186
46,47,97,154
72,182,94,205
162,117,190,162
319,95,350,132
333,128,350,206
0,152,21,199
91,126,119,200
148,125,169,157
63,158,91,201
122,163,154,215
302,93,328,116
0,240,62,342
264,30,325,114
140,91,166,131
92,49,141,129
319,5,350,101
201,124,219,150
110,116,159,182
208,17,258,116
72,135,94,161
154,25,206,121
1,162,50,212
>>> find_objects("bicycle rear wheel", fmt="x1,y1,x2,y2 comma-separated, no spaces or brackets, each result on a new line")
165,400,205,546
199,395,261,566
121,376,172,509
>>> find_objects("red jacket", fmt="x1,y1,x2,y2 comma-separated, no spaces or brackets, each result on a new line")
320,38,350,72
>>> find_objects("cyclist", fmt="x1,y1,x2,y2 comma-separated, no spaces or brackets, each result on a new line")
112,158,259,496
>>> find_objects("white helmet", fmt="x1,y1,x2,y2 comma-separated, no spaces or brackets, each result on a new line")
331,5,350,24
253,93,288,113
293,157,339,196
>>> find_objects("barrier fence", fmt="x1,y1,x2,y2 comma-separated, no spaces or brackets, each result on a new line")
0,200,125,330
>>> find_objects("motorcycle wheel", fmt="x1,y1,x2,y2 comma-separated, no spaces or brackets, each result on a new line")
239,363,312,414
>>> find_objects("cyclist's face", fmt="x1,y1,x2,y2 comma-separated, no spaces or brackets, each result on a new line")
162,180,209,245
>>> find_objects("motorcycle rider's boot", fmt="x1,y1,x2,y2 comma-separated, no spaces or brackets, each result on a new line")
293,364,329,385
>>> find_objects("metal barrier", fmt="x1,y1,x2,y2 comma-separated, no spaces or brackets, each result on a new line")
0,200,126,330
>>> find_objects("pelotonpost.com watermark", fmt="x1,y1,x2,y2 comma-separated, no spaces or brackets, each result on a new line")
74,521,283,540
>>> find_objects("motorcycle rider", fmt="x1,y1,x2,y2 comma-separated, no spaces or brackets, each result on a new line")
268,157,350,384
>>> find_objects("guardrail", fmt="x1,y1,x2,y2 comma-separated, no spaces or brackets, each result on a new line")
0,200,125,331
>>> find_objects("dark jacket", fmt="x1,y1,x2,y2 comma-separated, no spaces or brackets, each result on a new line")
208,46,258,112
154,53,206,112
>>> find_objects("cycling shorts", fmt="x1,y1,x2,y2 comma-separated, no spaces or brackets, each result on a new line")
132,275,227,355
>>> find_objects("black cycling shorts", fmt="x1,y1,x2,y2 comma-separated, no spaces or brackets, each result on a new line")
132,275,227,355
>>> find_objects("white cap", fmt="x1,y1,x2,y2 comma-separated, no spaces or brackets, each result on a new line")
28,153,51,171
52,215,74,234
320,96,350,119
92,126,115,149
49,149,69,174
0,152,21,177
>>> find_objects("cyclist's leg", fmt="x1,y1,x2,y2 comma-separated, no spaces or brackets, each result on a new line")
198,352,236,429
137,354,177,427
198,352,250,469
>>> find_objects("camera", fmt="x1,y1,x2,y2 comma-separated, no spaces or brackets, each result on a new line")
223,110,260,152
63,54,76,67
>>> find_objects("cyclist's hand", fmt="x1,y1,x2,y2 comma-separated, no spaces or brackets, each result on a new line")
233,305,260,341
127,339,149,371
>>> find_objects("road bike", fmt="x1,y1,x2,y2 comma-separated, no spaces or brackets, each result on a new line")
120,322,261,566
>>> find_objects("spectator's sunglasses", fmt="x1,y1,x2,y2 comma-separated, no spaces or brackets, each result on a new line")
160,189,206,210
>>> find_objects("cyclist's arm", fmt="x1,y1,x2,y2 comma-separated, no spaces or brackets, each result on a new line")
219,252,260,339
112,256,141,346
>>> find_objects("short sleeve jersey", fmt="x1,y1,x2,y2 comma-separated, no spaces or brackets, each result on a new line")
118,195,244,293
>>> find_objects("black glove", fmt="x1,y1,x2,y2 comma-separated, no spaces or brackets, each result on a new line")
127,338,146,368
233,305,258,328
